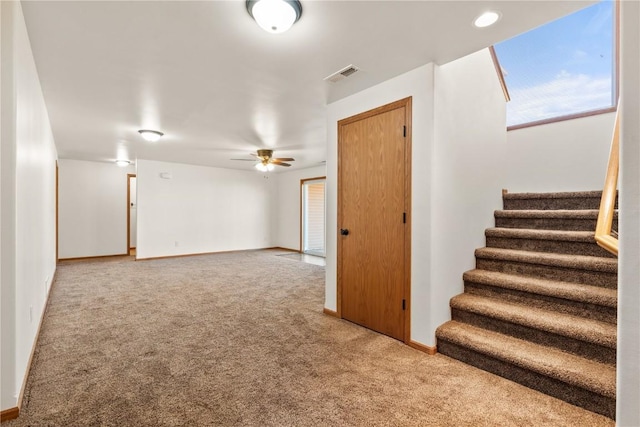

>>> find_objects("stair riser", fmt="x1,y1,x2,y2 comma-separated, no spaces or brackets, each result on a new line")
502,197,608,211
451,308,616,365
485,236,616,258
495,217,618,231
475,258,617,289
464,282,617,324
437,340,615,420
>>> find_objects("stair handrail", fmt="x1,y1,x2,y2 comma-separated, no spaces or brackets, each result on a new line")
595,106,619,256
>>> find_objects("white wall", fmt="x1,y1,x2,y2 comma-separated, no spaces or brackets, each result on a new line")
429,49,506,345
136,160,277,259
1,0,17,410
326,63,435,340
1,1,57,411
325,51,505,347
58,159,135,259
506,112,616,192
275,165,326,251
617,1,640,424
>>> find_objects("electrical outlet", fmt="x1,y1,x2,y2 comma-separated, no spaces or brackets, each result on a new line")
174,241,179,247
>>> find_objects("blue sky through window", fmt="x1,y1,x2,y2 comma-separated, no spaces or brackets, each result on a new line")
494,0,615,127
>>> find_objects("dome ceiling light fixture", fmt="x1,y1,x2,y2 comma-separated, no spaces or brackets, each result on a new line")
115,160,131,167
246,0,302,34
138,129,164,142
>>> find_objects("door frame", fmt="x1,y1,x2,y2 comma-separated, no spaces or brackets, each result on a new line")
56,161,59,263
336,97,412,344
299,176,326,254
127,174,136,254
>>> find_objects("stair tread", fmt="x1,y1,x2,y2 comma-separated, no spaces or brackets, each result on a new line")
475,247,617,273
486,228,596,242
503,191,604,200
436,320,616,398
463,269,617,308
450,293,617,348
495,209,617,219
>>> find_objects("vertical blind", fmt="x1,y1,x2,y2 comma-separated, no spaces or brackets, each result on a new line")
303,181,325,256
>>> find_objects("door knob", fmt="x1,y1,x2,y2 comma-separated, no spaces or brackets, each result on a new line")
340,229,350,236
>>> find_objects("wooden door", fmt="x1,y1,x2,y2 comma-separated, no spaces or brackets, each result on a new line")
338,98,411,341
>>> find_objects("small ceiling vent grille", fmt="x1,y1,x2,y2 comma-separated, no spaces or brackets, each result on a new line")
324,65,360,83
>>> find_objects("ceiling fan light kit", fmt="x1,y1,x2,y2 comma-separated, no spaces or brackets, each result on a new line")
246,0,302,34
138,129,164,142
255,162,275,172
232,148,295,172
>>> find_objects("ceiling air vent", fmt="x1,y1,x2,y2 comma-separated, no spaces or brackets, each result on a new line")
324,65,360,83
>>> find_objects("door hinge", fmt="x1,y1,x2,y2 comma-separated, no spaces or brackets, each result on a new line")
403,126,406,137
402,299,406,310
403,212,406,223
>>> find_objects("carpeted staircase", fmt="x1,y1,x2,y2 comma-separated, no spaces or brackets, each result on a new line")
436,190,617,419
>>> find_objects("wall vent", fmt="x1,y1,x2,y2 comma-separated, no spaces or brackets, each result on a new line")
324,65,360,83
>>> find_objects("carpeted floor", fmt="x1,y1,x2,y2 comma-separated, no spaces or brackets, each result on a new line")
7,249,612,426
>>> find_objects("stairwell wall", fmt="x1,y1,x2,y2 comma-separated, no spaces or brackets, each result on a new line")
505,112,616,192
429,50,507,346
617,0,640,424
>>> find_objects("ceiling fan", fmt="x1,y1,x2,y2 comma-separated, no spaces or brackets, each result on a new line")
232,149,295,171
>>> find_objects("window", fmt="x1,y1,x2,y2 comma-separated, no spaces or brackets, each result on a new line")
494,0,617,129
301,178,326,257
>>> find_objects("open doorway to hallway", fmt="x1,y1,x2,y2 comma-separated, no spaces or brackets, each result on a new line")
127,174,137,256
300,177,326,257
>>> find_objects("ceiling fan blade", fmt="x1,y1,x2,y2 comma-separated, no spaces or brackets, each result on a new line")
272,162,291,167
273,157,295,162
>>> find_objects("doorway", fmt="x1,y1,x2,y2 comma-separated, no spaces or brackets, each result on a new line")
337,97,412,342
301,177,326,257
127,174,137,256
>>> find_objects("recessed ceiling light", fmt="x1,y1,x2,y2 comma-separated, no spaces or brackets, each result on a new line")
115,160,131,167
246,0,302,34
474,11,501,28
138,129,164,142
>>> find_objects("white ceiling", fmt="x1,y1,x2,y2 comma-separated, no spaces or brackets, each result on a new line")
22,1,592,171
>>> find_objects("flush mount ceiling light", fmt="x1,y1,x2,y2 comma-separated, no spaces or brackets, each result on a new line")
138,129,164,142
115,160,131,167
474,11,501,28
246,0,302,34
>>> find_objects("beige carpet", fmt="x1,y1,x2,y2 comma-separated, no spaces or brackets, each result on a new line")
8,249,612,426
